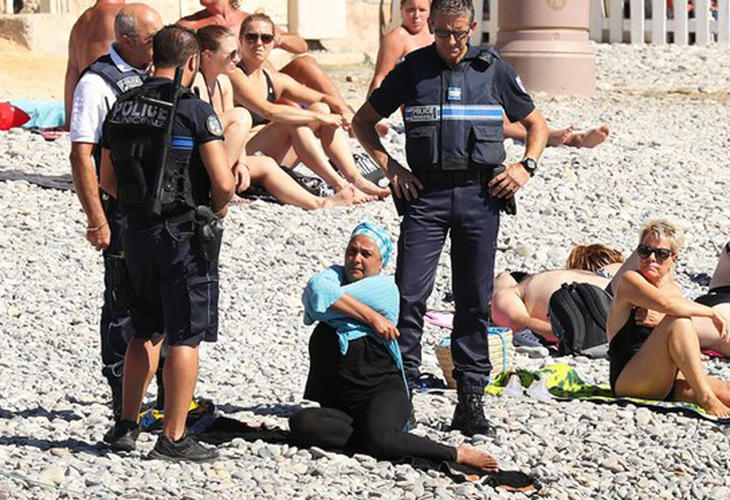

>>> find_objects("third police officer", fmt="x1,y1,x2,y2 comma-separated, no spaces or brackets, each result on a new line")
99,25,235,461
353,0,548,436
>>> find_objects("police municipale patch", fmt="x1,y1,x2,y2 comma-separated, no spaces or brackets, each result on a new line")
515,76,527,93
206,115,223,136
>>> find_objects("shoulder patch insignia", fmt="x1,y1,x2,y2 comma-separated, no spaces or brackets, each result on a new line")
206,115,223,136
515,76,527,93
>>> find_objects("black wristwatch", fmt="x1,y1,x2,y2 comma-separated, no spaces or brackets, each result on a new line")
520,157,538,177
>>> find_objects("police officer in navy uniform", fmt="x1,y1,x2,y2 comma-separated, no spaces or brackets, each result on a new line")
99,25,235,461
353,0,548,436
69,5,162,420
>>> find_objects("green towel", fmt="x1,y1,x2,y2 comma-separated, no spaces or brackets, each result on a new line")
486,363,730,423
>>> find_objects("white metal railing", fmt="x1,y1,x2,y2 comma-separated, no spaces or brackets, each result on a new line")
590,0,730,45
389,0,726,46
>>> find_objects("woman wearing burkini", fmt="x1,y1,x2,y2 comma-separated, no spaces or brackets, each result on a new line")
608,219,730,416
290,223,498,469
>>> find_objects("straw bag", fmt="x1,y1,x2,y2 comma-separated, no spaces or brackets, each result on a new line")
434,327,513,388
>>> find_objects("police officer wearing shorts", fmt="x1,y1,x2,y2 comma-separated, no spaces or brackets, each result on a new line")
99,25,234,461
354,0,548,436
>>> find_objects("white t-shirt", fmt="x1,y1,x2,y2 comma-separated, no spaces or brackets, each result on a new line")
69,44,148,144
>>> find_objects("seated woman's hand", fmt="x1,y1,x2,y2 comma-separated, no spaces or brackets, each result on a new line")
635,308,663,328
315,112,345,130
369,313,400,340
233,162,252,193
711,310,730,342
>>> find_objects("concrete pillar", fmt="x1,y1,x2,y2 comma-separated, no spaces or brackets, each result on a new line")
496,0,595,96
4,0,14,14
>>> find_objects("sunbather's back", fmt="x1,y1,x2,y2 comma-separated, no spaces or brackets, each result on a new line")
519,269,610,319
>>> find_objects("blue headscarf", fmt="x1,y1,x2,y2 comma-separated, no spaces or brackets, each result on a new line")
350,222,393,267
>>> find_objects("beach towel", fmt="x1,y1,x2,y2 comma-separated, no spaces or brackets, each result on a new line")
9,99,64,129
425,310,559,345
485,363,730,424
236,166,331,204
425,310,454,329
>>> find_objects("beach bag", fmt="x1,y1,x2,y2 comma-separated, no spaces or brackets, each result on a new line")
548,282,610,357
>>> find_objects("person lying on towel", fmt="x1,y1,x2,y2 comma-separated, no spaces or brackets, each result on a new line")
607,219,730,416
490,243,624,342
290,222,498,470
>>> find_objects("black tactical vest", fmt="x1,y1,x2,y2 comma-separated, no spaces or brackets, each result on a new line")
401,45,505,172
83,53,146,94
81,53,147,170
105,81,205,217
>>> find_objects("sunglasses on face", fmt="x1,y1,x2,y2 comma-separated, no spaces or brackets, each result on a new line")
244,33,274,44
637,244,673,263
433,28,469,40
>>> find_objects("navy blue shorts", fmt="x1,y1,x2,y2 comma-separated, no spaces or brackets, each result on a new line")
124,220,219,346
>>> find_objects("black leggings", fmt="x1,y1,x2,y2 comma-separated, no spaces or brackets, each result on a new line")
289,387,456,463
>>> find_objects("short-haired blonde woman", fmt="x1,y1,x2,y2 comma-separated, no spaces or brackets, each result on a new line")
607,219,730,416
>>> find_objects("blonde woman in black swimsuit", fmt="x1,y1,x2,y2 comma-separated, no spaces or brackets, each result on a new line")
607,219,730,417
193,26,356,210
229,13,390,204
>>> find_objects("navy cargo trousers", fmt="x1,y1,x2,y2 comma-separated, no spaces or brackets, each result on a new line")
100,195,135,386
396,183,501,393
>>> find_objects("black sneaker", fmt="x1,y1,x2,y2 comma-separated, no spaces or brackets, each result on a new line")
450,392,497,438
147,433,219,463
103,419,140,451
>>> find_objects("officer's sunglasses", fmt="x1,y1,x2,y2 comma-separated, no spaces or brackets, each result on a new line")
434,28,470,41
244,33,275,44
637,244,673,263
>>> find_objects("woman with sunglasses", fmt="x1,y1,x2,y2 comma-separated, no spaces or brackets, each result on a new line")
229,13,390,203
193,25,356,210
179,1,352,118
607,219,730,416
368,0,608,147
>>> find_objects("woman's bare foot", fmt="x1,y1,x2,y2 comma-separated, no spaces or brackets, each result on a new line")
564,125,610,149
353,175,391,199
456,444,499,472
320,183,356,209
698,393,730,418
351,187,378,204
547,125,574,147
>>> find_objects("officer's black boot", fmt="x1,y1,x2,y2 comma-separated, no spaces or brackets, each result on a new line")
450,390,496,438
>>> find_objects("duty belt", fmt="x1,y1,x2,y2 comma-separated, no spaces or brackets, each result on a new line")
125,209,195,228
415,164,498,188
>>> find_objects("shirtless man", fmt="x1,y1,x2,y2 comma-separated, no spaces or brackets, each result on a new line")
178,0,351,121
64,0,126,128
490,244,624,339
369,0,610,148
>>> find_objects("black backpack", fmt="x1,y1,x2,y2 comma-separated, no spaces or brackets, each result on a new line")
548,282,611,356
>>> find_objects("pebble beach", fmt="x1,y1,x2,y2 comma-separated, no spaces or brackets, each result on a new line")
1,42,730,498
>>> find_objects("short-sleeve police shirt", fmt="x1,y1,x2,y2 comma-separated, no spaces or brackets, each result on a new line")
369,44,535,124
